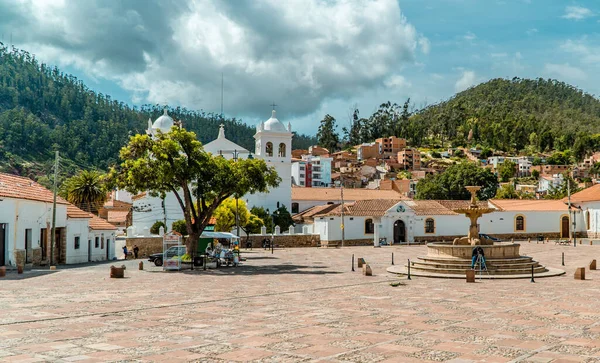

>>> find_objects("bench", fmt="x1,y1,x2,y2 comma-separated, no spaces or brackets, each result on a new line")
555,239,571,246
317,242,340,248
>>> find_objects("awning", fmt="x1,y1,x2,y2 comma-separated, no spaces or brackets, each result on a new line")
200,231,240,239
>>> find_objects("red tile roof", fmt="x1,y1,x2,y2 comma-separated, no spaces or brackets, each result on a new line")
490,199,568,212
67,204,93,219
89,214,118,230
317,199,402,217
564,184,600,203
292,204,341,223
107,210,129,223
0,173,69,205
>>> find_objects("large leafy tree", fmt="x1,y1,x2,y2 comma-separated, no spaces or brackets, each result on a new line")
213,198,250,232
60,170,108,213
498,160,516,182
112,127,280,255
251,207,274,233
415,162,499,200
317,114,340,152
272,205,295,231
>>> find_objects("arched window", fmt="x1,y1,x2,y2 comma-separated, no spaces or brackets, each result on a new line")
365,218,374,234
515,215,525,231
278,143,286,157
265,142,273,157
425,218,435,234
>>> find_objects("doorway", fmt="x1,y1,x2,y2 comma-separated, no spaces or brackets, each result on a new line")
25,229,32,264
561,215,570,238
88,240,92,262
0,224,6,266
106,239,110,261
393,220,406,243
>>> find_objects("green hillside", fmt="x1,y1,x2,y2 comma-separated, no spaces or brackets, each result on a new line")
411,78,600,155
0,45,317,182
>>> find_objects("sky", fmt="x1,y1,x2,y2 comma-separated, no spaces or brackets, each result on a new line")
1,0,599,136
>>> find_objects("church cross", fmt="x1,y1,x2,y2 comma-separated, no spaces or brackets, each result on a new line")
270,102,277,110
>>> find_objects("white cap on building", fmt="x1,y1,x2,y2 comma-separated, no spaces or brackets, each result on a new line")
152,109,174,133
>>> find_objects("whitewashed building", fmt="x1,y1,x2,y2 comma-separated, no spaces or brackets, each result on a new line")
66,204,117,264
311,198,584,246
568,184,600,238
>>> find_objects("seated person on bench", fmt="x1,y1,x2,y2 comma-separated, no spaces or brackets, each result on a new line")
471,246,486,269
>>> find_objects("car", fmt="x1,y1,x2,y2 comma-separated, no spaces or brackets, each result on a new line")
148,246,186,266
479,233,501,242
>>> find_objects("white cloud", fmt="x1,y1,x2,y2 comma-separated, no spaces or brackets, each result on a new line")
490,52,508,58
562,6,594,20
463,31,477,41
0,0,427,121
526,28,538,35
560,39,600,64
455,70,477,92
384,75,412,89
544,63,586,81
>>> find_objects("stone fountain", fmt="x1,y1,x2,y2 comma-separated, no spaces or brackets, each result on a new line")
386,186,565,279
452,186,496,245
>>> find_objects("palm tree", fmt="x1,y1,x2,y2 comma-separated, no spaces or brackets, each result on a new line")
61,170,108,213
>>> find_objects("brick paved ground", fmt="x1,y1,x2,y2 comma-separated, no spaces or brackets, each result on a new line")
1,242,599,362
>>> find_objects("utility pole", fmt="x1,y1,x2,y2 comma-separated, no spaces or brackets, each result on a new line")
233,150,240,238
568,178,576,247
220,73,224,117
50,151,59,267
340,174,345,248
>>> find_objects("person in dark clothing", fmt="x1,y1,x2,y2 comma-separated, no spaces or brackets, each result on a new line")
471,246,486,269
122,245,128,260
133,245,139,259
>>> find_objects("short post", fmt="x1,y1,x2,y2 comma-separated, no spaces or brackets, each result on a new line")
562,252,565,266
0,266,5,277
17,265,23,274
466,269,475,283
391,252,394,265
271,238,274,254
590,259,597,270
575,267,585,280
530,265,535,283
352,254,355,272
203,255,207,271
545,238,548,244
407,259,411,280
528,237,531,243
139,261,143,270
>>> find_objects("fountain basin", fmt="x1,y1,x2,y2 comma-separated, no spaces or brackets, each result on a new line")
426,242,521,259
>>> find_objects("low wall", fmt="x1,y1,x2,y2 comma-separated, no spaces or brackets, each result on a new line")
321,238,373,246
245,234,320,248
415,232,587,243
126,237,163,257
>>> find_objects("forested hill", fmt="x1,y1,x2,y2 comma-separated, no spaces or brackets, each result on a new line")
0,45,316,180
411,78,600,153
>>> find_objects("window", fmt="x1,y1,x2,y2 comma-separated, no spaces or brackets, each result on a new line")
515,215,525,231
95,237,99,248
365,219,375,234
425,218,435,234
292,203,299,214
300,181,304,186
300,174,305,178
265,142,273,157
278,143,286,157
74,236,80,249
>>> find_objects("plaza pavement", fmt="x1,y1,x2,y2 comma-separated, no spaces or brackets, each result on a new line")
1,242,600,363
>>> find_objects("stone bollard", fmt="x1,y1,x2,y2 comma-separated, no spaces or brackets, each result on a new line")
545,238,548,244
139,261,144,270
590,260,597,271
363,264,373,276
466,270,475,283
17,265,23,274
0,266,5,277
357,258,365,268
50,266,56,270
574,267,585,280
110,265,126,278
511,238,514,243
528,238,531,243
590,240,593,245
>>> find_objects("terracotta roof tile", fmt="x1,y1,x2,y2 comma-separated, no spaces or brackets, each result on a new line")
490,199,568,211
0,173,68,205
317,199,402,217
564,184,600,203
132,192,147,201
292,188,405,201
89,214,118,230
67,204,93,219
404,200,458,216
107,210,129,223
292,204,341,223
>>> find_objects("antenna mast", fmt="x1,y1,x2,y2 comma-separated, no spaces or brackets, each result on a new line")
220,73,224,117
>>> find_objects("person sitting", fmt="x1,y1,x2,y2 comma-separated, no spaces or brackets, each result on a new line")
471,246,486,269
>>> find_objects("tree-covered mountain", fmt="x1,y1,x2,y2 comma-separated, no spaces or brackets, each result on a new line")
0,45,317,181
337,78,600,160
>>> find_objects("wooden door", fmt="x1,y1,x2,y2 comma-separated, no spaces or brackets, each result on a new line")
561,216,570,238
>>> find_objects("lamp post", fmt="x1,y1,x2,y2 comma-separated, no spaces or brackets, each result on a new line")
232,149,240,239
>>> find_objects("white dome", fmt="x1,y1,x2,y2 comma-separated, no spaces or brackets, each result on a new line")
152,109,174,132
263,110,287,132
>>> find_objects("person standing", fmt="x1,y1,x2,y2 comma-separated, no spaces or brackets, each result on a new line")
133,245,139,259
122,245,128,260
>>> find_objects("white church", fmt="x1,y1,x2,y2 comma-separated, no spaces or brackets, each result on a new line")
130,109,293,235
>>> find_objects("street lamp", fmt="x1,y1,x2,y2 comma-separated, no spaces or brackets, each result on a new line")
232,149,240,239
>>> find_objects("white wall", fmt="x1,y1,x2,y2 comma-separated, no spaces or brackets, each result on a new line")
0,198,67,266
132,192,184,236
89,230,116,261
65,218,90,264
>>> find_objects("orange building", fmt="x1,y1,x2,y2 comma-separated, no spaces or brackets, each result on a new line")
397,148,421,170
375,136,407,156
